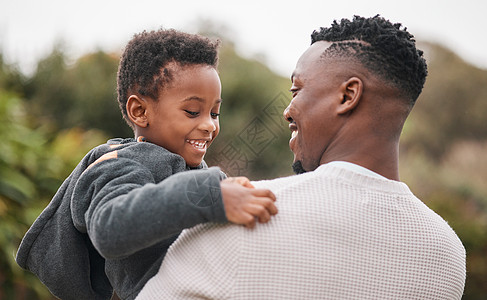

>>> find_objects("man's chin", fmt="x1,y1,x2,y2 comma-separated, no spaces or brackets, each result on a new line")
292,161,308,174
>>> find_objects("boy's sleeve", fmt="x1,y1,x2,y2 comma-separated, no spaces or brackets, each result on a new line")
71,157,227,260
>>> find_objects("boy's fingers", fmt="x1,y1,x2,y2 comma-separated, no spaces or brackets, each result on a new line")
234,177,254,188
225,176,255,188
251,188,276,201
253,197,278,215
242,214,256,228
245,203,272,223
243,181,255,188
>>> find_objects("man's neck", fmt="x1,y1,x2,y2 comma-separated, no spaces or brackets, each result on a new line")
319,139,400,181
326,161,388,179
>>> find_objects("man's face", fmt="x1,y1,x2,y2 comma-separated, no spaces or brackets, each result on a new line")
284,41,345,173
145,64,221,167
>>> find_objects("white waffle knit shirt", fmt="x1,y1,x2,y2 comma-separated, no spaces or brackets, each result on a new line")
136,162,466,299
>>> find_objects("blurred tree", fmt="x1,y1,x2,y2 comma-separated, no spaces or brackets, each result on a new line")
0,89,107,299
23,45,74,129
0,53,24,95
0,91,50,299
402,42,487,160
68,51,129,136
25,46,131,138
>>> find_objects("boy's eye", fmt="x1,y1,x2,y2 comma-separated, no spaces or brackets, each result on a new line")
211,112,220,118
184,110,199,117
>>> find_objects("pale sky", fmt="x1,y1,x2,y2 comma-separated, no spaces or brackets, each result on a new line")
1,0,486,77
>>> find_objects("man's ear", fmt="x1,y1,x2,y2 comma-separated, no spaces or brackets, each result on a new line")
337,77,363,115
126,95,149,128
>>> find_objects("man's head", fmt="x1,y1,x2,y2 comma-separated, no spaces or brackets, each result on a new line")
284,15,427,175
311,15,427,105
117,29,222,167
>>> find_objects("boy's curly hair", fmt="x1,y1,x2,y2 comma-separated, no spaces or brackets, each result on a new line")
311,15,427,105
117,29,220,128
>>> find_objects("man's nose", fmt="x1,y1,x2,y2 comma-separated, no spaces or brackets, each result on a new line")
283,105,292,123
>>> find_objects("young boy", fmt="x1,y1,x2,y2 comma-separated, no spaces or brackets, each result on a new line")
16,29,277,300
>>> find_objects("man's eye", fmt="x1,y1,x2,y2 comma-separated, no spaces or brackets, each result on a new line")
289,88,298,98
184,110,199,116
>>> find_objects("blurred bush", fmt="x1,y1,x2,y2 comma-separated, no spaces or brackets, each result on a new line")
402,42,487,159
0,35,486,299
23,47,130,138
0,89,106,298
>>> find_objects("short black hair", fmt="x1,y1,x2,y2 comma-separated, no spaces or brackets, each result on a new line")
117,29,220,128
311,15,427,105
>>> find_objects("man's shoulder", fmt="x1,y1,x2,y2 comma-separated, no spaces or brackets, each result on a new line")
251,167,325,192
251,173,299,192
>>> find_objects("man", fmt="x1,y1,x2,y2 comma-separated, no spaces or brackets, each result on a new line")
136,15,466,299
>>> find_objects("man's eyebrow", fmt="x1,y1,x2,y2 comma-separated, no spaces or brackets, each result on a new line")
290,70,300,82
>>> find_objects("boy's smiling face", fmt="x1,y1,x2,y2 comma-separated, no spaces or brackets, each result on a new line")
142,63,222,167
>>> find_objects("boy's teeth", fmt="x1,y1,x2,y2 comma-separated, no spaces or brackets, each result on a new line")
187,140,207,149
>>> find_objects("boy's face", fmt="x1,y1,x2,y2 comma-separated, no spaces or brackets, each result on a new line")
144,64,221,167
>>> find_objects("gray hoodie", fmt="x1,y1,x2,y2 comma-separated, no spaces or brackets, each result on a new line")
16,138,227,299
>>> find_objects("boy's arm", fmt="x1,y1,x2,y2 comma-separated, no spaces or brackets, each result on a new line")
72,157,226,260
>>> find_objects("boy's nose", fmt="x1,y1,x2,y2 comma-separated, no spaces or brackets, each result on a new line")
200,117,217,132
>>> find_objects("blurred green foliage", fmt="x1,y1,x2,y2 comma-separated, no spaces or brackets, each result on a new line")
0,35,486,299
0,81,107,297
23,47,129,138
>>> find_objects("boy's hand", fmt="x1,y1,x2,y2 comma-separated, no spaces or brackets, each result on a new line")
220,177,277,228
223,176,255,188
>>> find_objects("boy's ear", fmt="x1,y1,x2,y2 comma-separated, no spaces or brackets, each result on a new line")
337,77,363,115
126,95,149,128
